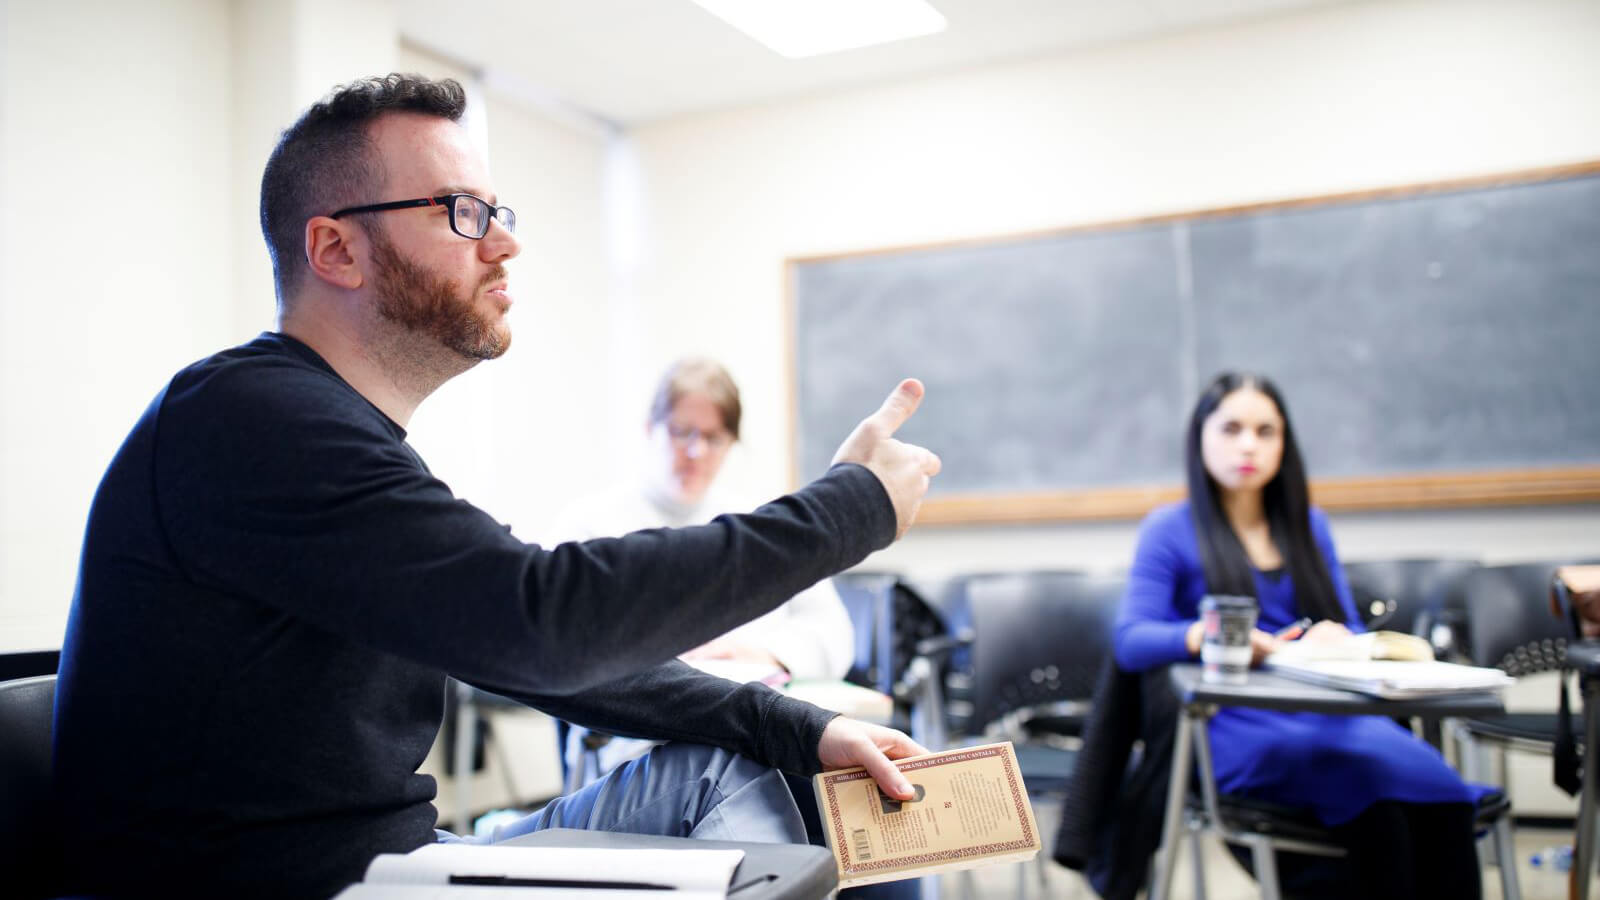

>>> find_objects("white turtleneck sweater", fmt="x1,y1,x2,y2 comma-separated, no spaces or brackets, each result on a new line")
547,479,855,681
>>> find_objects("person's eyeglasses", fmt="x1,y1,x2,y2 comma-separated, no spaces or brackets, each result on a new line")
329,193,516,240
666,424,733,452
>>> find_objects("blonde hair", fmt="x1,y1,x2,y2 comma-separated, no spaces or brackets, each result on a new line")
649,358,742,439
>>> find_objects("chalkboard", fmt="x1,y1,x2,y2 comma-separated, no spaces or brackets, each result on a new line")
788,163,1600,523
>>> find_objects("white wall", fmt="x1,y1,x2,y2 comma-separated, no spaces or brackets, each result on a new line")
0,3,612,652
3,0,1598,650
2,0,235,651
622,0,1600,578
397,45,615,537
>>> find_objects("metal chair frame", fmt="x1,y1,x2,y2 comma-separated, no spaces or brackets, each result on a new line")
1162,698,1522,900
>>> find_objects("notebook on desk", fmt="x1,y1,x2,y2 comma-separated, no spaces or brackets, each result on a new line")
1266,658,1513,699
1268,630,1435,664
330,843,743,898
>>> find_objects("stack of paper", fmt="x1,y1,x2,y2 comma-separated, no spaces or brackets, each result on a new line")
1267,658,1513,698
331,843,744,898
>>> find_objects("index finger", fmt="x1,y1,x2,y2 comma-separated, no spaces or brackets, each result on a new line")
862,379,924,439
860,746,917,801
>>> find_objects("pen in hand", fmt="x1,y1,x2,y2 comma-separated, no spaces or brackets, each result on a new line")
1273,618,1313,640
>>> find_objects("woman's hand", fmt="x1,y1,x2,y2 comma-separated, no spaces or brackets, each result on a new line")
1248,629,1281,665
1184,621,1280,665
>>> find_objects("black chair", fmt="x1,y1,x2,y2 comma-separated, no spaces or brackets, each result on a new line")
0,649,59,682
902,570,1045,745
956,571,1119,756
1341,558,1480,655
1,673,62,900
1171,673,1522,900
832,571,901,696
920,571,1121,897
858,575,963,750
1453,562,1588,792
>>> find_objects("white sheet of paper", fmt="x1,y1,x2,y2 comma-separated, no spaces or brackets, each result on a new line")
1268,659,1512,697
332,886,725,899
334,877,729,890
362,843,743,892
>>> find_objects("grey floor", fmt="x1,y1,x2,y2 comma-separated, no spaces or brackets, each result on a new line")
938,810,1587,899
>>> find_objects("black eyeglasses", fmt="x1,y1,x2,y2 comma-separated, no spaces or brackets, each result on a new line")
329,193,516,240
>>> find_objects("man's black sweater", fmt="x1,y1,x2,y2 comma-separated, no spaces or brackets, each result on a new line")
54,333,896,898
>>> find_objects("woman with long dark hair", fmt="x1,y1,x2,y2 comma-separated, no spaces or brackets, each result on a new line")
1113,372,1485,898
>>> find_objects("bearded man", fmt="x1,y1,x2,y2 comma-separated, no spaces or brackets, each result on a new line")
53,73,940,899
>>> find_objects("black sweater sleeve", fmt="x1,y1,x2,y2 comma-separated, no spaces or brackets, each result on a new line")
479,661,840,776
156,351,897,698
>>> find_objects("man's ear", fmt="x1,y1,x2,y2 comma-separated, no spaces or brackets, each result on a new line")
304,216,364,290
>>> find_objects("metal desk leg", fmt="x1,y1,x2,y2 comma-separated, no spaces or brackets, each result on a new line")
1151,708,1198,900
1190,828,1209,900
906,658,948,752
1576,675,1600,900
454,680,476,834
1493,810,1522,900
1245,834,1282,900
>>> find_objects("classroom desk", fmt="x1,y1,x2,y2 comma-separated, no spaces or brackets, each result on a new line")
1568,643,1600,900
1150,663,1506,900
500,827,838,900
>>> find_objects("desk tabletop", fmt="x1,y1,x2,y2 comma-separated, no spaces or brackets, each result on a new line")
500,828,837,900
1168,663,1505,718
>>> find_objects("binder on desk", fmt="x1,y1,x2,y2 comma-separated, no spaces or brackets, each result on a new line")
1266,659,1513,699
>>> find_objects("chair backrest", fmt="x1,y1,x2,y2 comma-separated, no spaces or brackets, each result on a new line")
1463,563,1577,673
955,571,1123,736
832,571,900,694
0,674,59,892
1342,558,1480,635
0,650,60,682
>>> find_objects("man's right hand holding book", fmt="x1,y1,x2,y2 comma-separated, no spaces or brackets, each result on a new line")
817,718,929,801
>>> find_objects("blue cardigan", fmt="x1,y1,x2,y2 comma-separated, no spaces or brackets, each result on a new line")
1111,500,1477,824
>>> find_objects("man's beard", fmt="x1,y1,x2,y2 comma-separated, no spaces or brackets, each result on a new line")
370,231,510,361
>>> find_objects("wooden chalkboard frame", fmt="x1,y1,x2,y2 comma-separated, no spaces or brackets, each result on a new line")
785,159,1600,525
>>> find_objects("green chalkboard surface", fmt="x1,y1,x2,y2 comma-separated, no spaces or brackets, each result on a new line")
788,163,1600,523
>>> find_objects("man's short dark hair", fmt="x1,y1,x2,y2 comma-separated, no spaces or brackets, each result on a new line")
260,73,468,307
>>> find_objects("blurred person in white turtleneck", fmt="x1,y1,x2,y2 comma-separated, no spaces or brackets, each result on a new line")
548,358,855,781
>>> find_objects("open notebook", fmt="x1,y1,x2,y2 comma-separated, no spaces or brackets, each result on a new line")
1266,631,1512,698
330,843,743,899
1265,659,1513,698
1268,630,1435,663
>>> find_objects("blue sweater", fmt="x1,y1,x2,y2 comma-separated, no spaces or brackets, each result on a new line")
54,333,896,898
1112,501,1476,824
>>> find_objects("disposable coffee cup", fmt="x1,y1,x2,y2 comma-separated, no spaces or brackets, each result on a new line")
1200,594,1258,685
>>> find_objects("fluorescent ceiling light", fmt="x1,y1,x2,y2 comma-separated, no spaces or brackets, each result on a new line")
692,0,948,59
